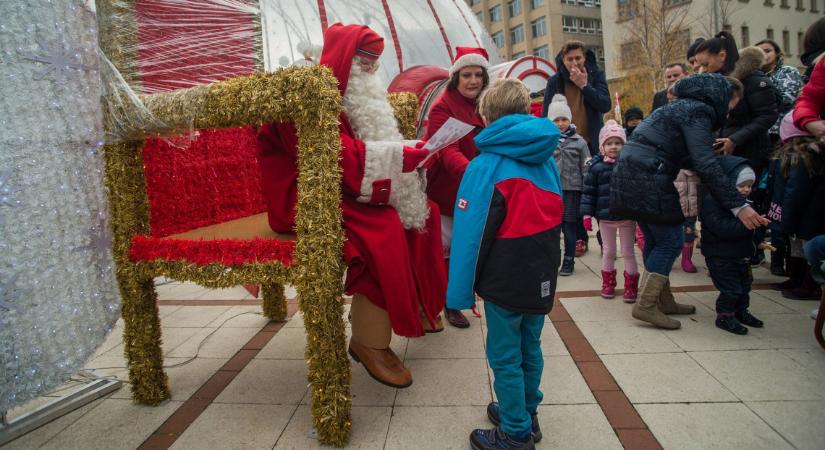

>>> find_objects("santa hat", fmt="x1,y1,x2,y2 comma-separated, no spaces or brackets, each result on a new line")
546,94,572,121
779,112,810,143
449,47,490,76
599,120,626,150
319,23,385,96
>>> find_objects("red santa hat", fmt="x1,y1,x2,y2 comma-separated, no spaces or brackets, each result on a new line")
449,47,490,77
319,23,385,96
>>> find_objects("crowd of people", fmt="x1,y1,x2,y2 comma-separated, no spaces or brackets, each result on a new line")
256,18,825,450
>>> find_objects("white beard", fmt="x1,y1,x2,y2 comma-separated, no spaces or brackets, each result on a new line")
343,64,404,141
343,63,430,231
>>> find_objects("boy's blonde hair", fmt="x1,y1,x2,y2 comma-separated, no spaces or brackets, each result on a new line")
478,78,530,123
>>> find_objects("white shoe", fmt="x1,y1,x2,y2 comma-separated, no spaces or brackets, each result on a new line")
811,309,819,320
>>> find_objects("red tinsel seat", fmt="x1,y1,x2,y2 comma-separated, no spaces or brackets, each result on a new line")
129,213,296,266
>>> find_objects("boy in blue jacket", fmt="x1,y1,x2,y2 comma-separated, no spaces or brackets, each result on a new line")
447,78,562,450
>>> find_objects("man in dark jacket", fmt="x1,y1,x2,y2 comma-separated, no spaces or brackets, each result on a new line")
651,62,689,112
541,41,611,157
610,74,769,330
700,156,765,335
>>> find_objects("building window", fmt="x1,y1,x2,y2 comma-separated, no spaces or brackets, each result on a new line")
767,27,774,40
511,25,525,44
618,0,639,21
799,31,805,54
534,45,549,59
780,0,789,7
531,16,548,37
741,26,750,46
475,11,483,24
562,16,603,34
783,30,791,55
562,0,602,6
664,0,690,5
513,50,526,58
764,0,774,6
508,0,522,16
621,41,642,68
469,0,481,5
530,0,546,9
492,31,505,48
812,0,819,12
490,5,502,22
797,0,805,8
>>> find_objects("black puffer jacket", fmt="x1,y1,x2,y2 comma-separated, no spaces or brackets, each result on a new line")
699,156,755,259
719,47,779,172
580,155,621,221
766,153,825,240
610,74,746,224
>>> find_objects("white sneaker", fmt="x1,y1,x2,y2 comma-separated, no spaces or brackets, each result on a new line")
811,309,819,320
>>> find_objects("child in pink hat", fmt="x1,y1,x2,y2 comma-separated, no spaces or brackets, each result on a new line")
580,120,641,300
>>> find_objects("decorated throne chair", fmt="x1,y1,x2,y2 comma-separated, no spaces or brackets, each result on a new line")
95,0,418,445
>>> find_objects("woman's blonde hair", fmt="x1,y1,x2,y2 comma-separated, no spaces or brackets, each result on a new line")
478,78,530,123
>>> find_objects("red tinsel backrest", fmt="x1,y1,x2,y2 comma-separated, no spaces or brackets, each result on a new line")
136,0,265,237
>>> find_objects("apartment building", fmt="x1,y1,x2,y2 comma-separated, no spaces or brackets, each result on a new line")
602,0,823,80
467,0,606,66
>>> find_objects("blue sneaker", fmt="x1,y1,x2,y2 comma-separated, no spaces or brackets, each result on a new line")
470,426,534,450
486,402,542,442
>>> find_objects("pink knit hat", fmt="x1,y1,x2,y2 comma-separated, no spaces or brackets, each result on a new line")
599,120,626,152
779,112,810,143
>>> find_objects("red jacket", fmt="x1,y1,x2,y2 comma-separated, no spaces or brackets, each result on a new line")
424,88,484,217
794,58,825,130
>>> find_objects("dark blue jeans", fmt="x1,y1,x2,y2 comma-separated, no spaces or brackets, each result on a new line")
639,222,684,276
706,257,752,315
562,221,577,259
804,236,825,285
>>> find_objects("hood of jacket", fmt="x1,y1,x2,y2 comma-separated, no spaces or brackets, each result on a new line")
474,114,561,164
732,46,767,81
717,155,751,179
672,74,731,128
554,48,600,81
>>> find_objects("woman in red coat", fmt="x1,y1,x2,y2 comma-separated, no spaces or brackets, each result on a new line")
425,47,490,328
794,18,825,137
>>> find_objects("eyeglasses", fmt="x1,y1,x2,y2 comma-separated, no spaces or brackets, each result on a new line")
355,57,380,73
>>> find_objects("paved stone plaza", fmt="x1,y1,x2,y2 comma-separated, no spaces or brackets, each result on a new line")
4,242,824,450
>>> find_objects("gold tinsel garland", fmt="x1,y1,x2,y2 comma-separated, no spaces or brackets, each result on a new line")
387,91,419,140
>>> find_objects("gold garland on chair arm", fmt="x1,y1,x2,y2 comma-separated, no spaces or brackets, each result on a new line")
388,91,419,140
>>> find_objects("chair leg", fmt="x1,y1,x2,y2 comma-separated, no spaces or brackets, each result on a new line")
298,287,351,445
121,273,170,405
261,283,287,321
815,287,825,351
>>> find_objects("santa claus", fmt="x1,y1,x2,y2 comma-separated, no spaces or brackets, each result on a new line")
257,23,447,388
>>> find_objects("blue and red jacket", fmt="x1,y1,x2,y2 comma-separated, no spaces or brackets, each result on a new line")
447,113,563,315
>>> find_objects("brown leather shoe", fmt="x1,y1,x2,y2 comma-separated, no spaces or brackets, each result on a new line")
348,340,412,388
422,313,444,333
445,308,470,328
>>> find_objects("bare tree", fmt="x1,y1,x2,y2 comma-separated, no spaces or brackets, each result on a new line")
701,0,743,37
618,0,694,94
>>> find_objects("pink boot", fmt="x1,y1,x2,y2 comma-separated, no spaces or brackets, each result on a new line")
601,270,617,299
635,224,645,253
681,242,697,273
623,271,640,303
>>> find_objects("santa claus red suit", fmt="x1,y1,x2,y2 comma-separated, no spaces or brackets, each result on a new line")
256,24,446,388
